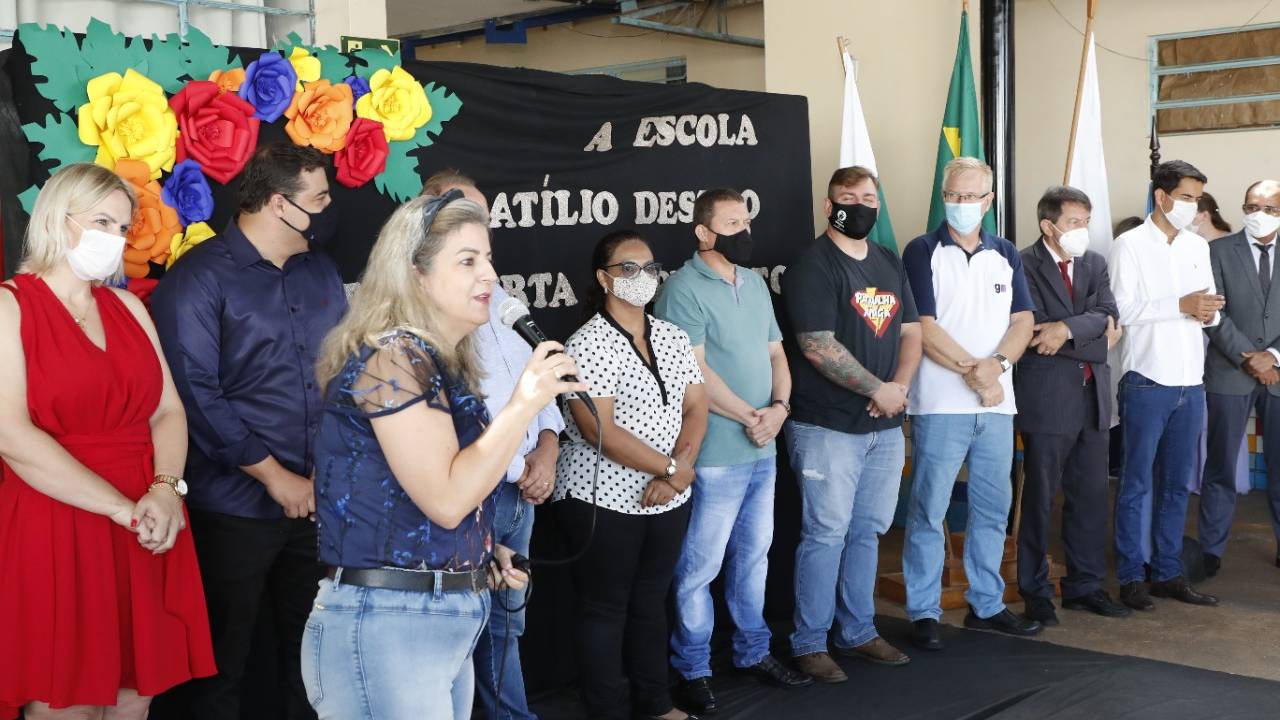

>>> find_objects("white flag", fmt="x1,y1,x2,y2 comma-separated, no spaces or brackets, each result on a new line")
1067,36,1112,256
839,51,876,173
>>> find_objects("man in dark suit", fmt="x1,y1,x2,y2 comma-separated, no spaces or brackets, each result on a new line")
1201,179,1280,575
1014,186,1130,625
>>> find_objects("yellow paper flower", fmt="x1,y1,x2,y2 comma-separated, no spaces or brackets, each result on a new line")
355,66,432,142
167,221,216,269
78,69,178,181
289,47,321,92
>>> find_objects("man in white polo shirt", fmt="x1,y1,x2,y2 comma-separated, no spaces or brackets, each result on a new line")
1110,160,1222,611
900,157,1039,650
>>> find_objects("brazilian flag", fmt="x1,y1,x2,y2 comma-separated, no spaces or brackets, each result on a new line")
926,9,996,234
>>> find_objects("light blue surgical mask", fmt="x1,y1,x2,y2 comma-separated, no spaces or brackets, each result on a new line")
945,202,984,235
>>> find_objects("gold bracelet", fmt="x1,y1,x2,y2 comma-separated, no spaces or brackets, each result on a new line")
149,480,183,501
154,473,183,486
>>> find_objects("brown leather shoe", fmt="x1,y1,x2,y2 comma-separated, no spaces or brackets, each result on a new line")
835,636,910,666
793,651,847,683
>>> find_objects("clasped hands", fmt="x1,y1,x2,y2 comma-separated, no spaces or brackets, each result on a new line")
958,356,1005,408
741,403,788,448
110,485,186,555
1242,350,1280,386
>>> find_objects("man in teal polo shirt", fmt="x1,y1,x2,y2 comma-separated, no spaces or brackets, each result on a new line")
656,188,811,715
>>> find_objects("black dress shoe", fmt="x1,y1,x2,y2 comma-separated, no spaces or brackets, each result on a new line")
1119,581,1154,611
964,607,1043,637
743,654,813,687
633,713,701,720
1203,552,1221,578
678,677,717,715
1062,589,1132,618
911,618,944,651
1149,576,1219,606
1022,597,1059,626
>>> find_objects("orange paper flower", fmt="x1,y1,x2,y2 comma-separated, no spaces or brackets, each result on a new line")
115,159,181,277
284,80,354,154
208,67,246,95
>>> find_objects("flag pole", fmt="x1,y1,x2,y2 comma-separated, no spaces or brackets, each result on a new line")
1064,0,1099,183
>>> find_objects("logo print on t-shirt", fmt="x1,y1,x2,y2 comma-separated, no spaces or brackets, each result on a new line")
852,287,899,338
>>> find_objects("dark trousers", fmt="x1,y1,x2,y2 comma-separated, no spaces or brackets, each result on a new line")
1017,383,1110,600
556,498,691,720
1200,389,1280,557
181,509,323,720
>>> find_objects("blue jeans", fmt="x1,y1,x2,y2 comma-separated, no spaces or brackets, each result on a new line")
301,577,490,720
786,422,904,656
473,482,537,719
903,413,1014,621
1116,372,1204,584
670,457,776,678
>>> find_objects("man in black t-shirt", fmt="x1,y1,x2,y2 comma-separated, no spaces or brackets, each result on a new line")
781,166,922,683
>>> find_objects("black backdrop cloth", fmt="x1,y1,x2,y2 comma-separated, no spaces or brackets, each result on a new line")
0,38,815,700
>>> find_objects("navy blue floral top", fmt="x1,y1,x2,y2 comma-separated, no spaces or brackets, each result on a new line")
314,330,496,570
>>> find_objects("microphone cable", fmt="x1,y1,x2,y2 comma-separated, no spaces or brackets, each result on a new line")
493,400,602,715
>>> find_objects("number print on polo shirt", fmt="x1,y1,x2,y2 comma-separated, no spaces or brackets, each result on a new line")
852,287,900,338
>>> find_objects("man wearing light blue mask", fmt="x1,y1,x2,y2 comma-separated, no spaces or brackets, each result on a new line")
1109,160,1222,611
900,157,1039,650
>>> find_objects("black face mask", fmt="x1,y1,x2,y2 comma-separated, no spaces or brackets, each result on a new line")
283,196,339,245
704,228,753,265
829,202,878,240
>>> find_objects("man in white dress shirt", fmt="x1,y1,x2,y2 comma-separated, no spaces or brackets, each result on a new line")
1109,160,1223,611
1200,179,1280,577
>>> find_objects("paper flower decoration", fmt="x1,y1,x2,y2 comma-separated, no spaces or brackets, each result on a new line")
170,80,260,184
238,51,298,122
334,118,389,188
208,68,246,95
343,75,370,105
355,66,432,141
115,159,181,277
167,221,216,268
77,69,178,180
284,80,354,154
161,160,215,227
288,47,321,91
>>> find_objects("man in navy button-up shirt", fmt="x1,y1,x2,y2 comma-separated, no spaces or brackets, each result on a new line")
152,145,347,720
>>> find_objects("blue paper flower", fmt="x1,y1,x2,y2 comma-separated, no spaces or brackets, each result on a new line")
238,51,298,122
343,74,370,106
161,160,215,227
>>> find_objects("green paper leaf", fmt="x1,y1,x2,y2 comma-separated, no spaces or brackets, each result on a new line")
414,82,463,149
80,17,148,80
353,49,398,79
273,31,309,53
23,112,96,175
316,46,352,84
18,23,90,112
18,185,41,215
374,141,424,203
141,34,186,93
180,26,241,81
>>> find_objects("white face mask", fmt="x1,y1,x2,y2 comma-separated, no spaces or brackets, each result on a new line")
608,271,658,308
66,219,125,282
1162,197,1199,231
1243,211,1280,240
1055,226,1091,258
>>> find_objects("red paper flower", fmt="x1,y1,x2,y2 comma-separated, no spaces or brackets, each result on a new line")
334,117,389,189
169,80,260,184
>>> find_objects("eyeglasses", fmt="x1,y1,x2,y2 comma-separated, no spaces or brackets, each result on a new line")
602,261,662,279
942,191,990,203
1243,204,1280,217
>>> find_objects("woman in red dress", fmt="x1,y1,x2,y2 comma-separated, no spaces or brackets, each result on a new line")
0,163,215,719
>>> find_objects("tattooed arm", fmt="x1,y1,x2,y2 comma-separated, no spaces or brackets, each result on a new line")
798,331,908,417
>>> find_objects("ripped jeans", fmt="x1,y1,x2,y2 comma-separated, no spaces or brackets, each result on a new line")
784,421,904,657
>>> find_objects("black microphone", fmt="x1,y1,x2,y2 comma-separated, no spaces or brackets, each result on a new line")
498,297,598,416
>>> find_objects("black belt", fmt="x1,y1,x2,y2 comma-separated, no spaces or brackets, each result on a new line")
326,566,488,593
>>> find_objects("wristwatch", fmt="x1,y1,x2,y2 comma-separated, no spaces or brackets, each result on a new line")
152,473,188,499
770,398,791,415
992,353,1012,373
662,456,678,479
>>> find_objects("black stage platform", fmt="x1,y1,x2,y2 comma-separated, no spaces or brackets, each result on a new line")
528,617,1280,719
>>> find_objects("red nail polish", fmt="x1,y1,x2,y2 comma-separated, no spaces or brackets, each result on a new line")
130,519,138,528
